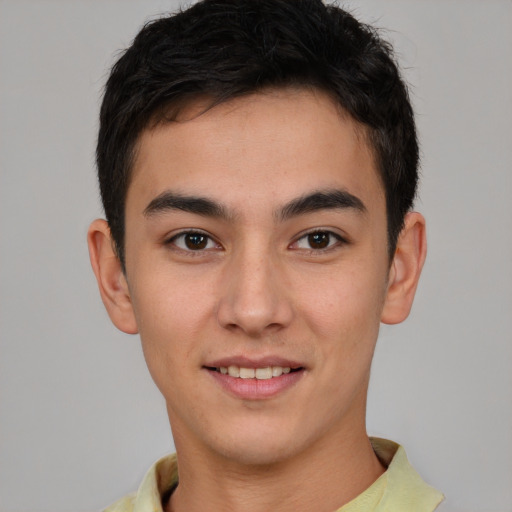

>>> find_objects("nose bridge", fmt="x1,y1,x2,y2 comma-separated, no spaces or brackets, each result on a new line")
217,237,292,336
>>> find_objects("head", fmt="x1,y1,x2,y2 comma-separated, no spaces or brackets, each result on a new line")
96,0,419,270
89,0,426,470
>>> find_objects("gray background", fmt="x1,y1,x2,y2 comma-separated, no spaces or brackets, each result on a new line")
1,1,511,511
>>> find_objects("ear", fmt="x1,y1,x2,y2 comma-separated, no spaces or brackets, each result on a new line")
381,212,427,325
87,219,138,334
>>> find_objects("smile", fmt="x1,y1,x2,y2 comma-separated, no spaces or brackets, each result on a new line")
204,361,305,399
214,365,295,379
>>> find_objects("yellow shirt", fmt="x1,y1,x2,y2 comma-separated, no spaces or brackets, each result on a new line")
104,438,444,512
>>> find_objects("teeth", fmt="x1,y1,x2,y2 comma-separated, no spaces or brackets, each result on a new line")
255,367,272,380
227,365,240,377
272,366,283,377
218,366,294,379
239,367,255,379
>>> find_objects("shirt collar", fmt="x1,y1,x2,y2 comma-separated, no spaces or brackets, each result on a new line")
130,438,443,512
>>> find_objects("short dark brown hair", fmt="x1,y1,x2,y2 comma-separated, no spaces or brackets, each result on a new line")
97,0,419,268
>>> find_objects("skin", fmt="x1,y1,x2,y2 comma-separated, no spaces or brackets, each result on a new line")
88,88,426,512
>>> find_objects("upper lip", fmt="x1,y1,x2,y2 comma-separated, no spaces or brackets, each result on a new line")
204,355,304,369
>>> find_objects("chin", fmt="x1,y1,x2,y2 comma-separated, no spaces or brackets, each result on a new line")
207,422,311,468
218,441,296,467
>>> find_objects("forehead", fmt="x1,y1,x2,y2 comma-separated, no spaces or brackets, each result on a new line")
128,88,384,215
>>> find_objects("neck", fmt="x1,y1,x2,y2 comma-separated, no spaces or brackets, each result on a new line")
166,427,385,512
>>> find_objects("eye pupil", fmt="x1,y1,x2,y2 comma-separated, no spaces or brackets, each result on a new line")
185,233,208,250
308,232,329,249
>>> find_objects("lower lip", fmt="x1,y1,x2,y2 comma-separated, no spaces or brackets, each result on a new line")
206,369,305,400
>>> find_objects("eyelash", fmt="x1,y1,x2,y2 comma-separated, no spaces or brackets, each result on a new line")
166,230,221,254
291,229,347,253
165,228,347,255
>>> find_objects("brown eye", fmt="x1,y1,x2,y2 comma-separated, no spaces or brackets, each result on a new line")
293,230,343,251
307,232,330,249
184,233,208,250
170,231,218,251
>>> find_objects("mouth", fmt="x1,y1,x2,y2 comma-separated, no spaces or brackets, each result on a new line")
203,359,305,399
205,365,303,380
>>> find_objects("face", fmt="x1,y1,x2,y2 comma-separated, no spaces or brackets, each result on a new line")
122,89,392,465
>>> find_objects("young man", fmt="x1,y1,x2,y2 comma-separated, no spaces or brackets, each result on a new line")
88,0,443,510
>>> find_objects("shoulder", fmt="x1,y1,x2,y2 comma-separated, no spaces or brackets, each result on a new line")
371,438,444,511
103,493,136,512
103,454,178,512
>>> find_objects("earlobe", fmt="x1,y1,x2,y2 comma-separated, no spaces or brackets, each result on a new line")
381,212,427,325
87,219,139,334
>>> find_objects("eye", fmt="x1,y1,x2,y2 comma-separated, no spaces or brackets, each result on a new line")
168,231,219,251
293,230,344,251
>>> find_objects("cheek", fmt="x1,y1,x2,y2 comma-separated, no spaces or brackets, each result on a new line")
295,262,387,351
128,271,215,389
298,267,386,408
131,262,215,331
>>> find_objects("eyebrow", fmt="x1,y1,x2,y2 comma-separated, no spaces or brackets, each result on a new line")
143,191,230,219
143,188,366,221
278,189,366,221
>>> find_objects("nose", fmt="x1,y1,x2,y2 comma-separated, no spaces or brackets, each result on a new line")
216,246,294,337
